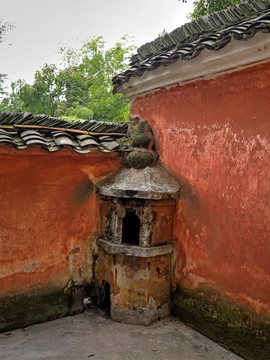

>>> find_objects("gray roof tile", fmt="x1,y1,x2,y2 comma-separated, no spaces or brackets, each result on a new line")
113,0,270,89
0,111,130,154
101,140,120,151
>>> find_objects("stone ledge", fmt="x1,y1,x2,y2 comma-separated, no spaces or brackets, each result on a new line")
97,238,173,257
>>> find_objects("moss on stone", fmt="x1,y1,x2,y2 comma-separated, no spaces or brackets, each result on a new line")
126,150,154,169
116,136,133,152
131,120,151,148
172,286,270,360
0,283,90,332
132,133,151,148
137,120,148,133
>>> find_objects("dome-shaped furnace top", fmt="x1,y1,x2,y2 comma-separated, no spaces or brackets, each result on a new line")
96,163,180,200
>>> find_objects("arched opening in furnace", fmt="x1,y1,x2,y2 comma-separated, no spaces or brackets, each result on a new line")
122,211,140,245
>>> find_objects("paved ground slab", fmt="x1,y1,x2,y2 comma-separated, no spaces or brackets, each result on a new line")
0,308,242,360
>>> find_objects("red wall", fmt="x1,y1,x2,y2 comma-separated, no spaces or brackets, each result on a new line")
0,147,121,297
130,62,270,314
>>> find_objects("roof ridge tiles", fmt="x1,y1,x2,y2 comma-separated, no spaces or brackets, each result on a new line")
134,0,270,63
113,1,270,89
0,111,130,154
0,111,128,134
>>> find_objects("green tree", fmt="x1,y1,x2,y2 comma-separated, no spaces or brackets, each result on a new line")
190,0,241,19
1,35,135,122
0,79,26,112
0,74,7,97
27,64,62,116
1,65,62,116
0,19,14,97
0,65,62,116
58,35,135,122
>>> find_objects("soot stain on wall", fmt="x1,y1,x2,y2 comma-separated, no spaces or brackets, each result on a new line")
178,175,200,211
69,179,94,206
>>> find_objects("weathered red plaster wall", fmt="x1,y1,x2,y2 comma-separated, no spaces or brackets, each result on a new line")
0,147,122,298
130,62,270,314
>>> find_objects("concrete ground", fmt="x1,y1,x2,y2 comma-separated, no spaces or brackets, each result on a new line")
0,308,242,360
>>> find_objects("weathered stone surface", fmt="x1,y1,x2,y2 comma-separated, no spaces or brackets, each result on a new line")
111,296,169,326
97,162,180,200
97,238,174,257
132,133,151,148
126,150,153,169
0,310,242,360
100,197,175,247
95,249,172,326
131,120,152,148
0,285,87,332
173,286,270,360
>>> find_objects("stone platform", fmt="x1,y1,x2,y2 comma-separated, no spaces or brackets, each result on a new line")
0,308,242,360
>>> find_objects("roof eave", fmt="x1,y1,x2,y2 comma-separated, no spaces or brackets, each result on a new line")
114,31,270,100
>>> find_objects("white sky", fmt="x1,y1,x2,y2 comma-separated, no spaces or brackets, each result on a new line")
0,0,194,87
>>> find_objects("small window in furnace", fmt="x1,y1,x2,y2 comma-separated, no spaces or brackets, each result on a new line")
122,211,140,245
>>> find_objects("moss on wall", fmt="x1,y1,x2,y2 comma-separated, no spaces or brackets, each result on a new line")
0,282,91,332
126,150,154,169
172,286,270,360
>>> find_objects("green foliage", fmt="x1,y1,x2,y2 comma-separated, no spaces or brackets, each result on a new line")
0,80,26,112
57,35,134,122
0,19,14,98
0,19,14,44
191,0,241,19
21,64,62,116
65,104,94,120
0,35,135,122
0,74,7,97
0,66,62,116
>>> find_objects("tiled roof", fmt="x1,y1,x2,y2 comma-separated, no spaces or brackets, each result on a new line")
113,0,270,89
0,112,131,153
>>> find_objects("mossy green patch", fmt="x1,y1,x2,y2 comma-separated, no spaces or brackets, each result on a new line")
132,120,151,148
132,133,151,148
172,286,270,360
0,283,90,332
126,150,154,169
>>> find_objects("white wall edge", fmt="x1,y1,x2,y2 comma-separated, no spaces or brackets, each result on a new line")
115,32,270,100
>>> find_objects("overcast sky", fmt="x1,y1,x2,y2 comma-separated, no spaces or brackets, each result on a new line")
1,0,194,87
